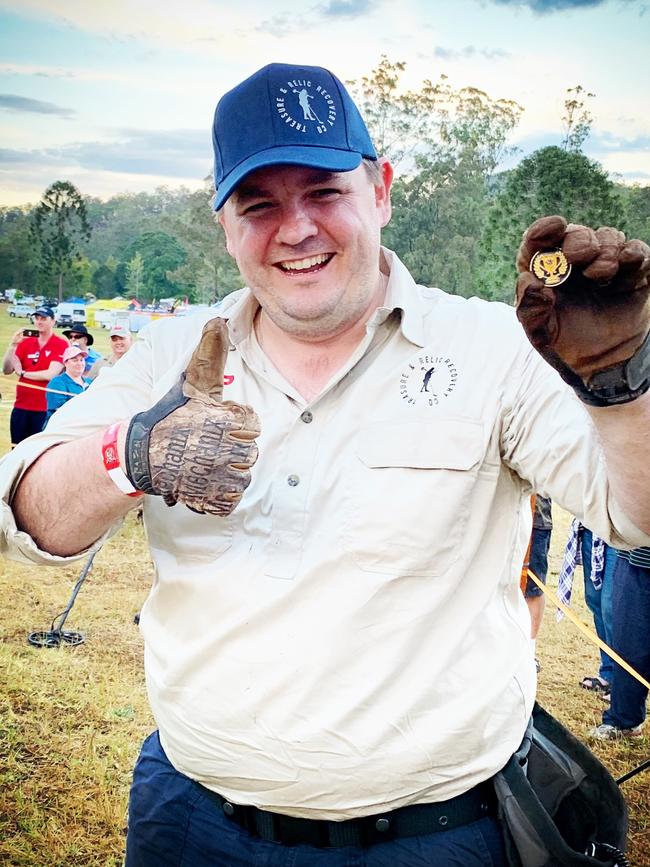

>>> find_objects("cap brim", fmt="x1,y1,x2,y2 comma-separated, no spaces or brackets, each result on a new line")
214,146,363,211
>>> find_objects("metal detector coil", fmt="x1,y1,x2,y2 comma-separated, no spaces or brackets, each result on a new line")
27,551,97,649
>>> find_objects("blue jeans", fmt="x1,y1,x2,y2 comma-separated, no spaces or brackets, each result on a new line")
125,732,506,866
524,527,551,597
581,530,616,684
603,556,650,730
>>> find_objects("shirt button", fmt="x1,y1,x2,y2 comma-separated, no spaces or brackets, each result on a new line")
287,475,300,487
300,410,313,423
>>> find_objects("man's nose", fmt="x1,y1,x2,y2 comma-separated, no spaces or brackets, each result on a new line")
274,202,318,246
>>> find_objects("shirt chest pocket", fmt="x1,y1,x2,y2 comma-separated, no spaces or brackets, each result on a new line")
340,418,484,577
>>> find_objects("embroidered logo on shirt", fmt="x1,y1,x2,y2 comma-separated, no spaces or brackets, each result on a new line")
44,350,51,357
400,353,458,406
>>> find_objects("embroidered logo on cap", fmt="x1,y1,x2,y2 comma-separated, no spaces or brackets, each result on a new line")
275,77,337,135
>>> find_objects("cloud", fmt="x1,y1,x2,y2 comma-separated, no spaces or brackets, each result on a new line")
0,128,211,179
320,0,373,16
433,45,510,61
0,63,76,79
487,0,632,11
0,62,138,84
0,94,75,118
256,13,306,35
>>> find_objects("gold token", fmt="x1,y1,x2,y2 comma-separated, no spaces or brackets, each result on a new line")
530,249,572,287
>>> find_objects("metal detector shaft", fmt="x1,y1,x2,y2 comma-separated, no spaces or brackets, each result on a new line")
52,550,97,633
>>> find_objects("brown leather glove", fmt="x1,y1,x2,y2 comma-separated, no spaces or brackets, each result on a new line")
515,216,650,405
125,318,260,515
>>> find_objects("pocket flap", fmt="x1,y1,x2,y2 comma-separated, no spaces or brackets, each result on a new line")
357,419,483,470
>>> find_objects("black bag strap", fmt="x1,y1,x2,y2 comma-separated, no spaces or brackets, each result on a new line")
494,703,627,867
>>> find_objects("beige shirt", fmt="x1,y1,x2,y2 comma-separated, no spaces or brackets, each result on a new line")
1,249,648,819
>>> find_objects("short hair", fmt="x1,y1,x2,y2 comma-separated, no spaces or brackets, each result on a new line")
362,158,382,187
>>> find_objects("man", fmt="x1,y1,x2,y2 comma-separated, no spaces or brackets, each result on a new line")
62,323,102,374
87,323,132,380
522,495,552,669
1,64,649,866
1,305,67,445
590,545,650,740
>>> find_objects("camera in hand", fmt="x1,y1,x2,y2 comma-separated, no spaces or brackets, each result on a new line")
23,329,39,337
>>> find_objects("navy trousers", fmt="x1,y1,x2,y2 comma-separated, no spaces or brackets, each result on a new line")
603,555,650,730
125,732,507,866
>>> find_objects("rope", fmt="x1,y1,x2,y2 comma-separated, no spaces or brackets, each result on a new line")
527,567,650,690
0,377,89,399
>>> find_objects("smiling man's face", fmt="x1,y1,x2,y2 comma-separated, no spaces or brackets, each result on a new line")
219,161,392,341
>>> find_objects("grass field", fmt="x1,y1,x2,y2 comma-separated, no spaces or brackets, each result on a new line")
0,306,648,865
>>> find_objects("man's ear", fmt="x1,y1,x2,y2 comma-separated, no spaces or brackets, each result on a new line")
375,158,393,229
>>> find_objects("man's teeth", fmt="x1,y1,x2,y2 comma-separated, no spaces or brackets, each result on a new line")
280,254,331,272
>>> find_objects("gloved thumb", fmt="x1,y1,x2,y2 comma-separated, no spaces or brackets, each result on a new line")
184,317,230,402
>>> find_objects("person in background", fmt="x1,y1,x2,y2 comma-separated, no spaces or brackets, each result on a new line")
43,345,92,428
590,545,650,739
558,521,616,697
523,495,552,670
62,324,102,374
87,323,133,380
1,306,67,445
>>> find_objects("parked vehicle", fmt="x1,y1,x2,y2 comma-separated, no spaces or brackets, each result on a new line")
54,303,87,328
8,302,36,319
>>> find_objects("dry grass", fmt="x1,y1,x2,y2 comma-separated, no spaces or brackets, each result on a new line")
0,307,648,865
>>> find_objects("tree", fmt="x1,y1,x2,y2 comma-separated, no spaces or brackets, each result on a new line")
121,231,187,300
561,85,595,153
351,57,523,294
620,184,650,242
347,56,522,177
479,146,625,301
164,184,243,303
0,207,39,294
30,180,92,302
92,262,120,299
125,252,144,300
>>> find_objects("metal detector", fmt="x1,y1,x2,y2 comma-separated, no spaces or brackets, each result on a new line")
27,550,97,648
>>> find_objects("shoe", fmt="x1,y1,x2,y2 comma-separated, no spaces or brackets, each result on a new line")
580,675,609,692
588,722,643,740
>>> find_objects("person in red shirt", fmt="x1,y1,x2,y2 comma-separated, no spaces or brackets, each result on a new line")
2,306,68,445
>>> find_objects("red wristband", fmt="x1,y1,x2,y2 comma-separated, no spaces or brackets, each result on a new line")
102,423,142,498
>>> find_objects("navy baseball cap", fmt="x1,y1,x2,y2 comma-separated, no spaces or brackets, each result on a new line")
34,306,54,318
212,63,377,210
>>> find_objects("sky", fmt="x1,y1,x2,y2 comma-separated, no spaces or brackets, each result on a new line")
0,0,648,207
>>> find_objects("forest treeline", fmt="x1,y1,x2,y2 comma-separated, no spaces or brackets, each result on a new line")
1,59,649,306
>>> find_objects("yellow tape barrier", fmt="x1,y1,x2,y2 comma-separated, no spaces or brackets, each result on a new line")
0,378,87,399
527,567,650,691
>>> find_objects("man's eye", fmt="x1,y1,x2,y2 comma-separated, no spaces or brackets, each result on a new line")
243,201,272,215
312,188,340,199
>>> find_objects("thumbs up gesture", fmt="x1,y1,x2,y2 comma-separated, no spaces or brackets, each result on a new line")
124,318,260,515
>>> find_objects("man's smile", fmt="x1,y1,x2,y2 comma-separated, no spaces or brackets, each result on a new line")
276,253,335,274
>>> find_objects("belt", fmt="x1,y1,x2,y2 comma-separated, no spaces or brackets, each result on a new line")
196,780,497,848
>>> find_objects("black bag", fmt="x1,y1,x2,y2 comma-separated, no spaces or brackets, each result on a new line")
494,703,629,867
